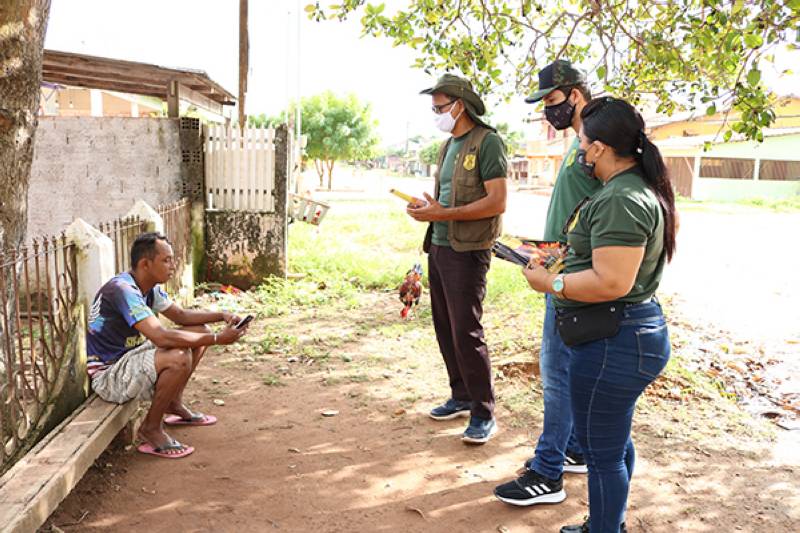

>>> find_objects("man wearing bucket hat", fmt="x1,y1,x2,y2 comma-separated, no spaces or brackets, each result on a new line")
494,60,602,507
407,73,507,444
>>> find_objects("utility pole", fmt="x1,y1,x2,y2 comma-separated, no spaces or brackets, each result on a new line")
238,0,249,130
294,0,303,193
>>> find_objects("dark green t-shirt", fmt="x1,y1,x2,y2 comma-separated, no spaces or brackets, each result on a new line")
556,169,666,309
432,131,507,246
543,137,603,243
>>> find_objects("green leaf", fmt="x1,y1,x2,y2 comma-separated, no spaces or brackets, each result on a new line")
723,130,733,142
597,65,607,80
744,33,763,48
731,0,744,15
304,4,317,13
747,68,761,86
706,105,717,116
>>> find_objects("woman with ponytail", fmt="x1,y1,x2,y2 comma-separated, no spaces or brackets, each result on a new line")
521,96,676,533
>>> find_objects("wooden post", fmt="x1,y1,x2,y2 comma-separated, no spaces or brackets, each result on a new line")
167,80,179,118
238,0,249,129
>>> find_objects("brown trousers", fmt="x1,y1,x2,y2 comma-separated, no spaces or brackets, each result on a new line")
428,244,495,420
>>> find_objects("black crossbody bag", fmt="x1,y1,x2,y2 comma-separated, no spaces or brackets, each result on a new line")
555,302,625,347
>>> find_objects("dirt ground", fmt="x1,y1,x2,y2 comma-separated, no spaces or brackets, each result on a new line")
44,292,799,533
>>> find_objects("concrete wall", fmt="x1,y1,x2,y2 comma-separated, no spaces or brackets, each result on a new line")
28,117,183,238
701,133,800,161
693,178,800,201
205,124,289,288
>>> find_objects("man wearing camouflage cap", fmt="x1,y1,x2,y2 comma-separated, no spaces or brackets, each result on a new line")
407,74,507,444
494,60,601,509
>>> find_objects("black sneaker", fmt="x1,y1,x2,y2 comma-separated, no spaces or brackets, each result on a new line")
428,398,471,421
493,470,566,506
560,518,627,532
563,450,588,474
522,449,588,474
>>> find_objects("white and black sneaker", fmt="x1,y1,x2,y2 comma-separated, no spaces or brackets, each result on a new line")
522,450,588,475
493,470,566,506
563,450,588,474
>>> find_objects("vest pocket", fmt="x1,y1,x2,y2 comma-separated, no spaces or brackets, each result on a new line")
454,183,486,206
455,174,482,188
452,217,497,244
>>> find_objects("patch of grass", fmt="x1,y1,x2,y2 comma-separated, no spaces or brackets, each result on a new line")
737,195,800,211
676,194,800,213
261,373,285,387
254,332,299,354
289,200,425,290
301,345,330,362
500,385,544,428
252,202,547,322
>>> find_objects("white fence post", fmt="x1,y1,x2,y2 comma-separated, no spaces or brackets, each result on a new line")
65,219,115,319
126,200,164,233
204,124,276,213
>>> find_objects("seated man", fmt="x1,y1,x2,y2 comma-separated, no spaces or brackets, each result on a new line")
86,232,248,458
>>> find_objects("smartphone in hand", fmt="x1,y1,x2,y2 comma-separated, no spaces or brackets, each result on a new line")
235,315,254,330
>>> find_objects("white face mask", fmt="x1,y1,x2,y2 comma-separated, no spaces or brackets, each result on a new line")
433,105,463,133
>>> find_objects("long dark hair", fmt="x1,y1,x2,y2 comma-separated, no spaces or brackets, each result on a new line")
580,97,676,261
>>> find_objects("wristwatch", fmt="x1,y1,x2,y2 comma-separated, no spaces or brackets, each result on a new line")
551,274,566,298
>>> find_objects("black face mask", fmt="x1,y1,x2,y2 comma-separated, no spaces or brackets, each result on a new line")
576,148,597,179
544,98,575,130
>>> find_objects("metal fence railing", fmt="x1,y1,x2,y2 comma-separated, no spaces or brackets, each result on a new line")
0,235,79,474
157,198,192,299
98,216,149,274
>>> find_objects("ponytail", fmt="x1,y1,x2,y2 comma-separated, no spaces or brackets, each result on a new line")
581,97,677,262
637,135,676,262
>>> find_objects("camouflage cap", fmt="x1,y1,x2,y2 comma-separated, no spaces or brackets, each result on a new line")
525,60,587,103
420,73,486,116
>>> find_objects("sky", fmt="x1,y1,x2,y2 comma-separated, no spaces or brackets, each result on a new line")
45,1,800,147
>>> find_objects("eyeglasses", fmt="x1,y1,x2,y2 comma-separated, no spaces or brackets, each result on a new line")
431,99,457,114
561,196,591,237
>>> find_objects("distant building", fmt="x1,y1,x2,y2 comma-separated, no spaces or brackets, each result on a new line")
520,119,573,187
521,96,800,200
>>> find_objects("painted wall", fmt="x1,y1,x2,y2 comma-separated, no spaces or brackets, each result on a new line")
651,97,800,140
701,133,800,161
28,117,184,238
693,178,800,201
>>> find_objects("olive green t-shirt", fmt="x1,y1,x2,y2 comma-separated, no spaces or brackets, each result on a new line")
543,137,603,243
432,131,507,247
556,169,666,309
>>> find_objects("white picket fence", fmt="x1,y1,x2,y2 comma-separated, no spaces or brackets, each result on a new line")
205,124,276,212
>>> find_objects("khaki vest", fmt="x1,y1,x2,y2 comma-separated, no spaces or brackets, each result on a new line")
423,126,502,253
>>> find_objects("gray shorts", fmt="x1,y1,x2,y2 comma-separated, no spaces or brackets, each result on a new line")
92,341,158,403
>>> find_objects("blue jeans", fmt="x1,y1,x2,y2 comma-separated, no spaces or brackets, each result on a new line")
568,300,671,533
530,294,581,480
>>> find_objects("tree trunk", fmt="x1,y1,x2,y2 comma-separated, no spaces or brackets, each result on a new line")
0,0,50,378
0,0,52,379
326,159,335,191
0,0,50,251
314,159,324,186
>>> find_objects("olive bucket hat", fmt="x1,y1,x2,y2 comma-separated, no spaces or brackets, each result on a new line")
421,74,495,131
525,60,587,103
